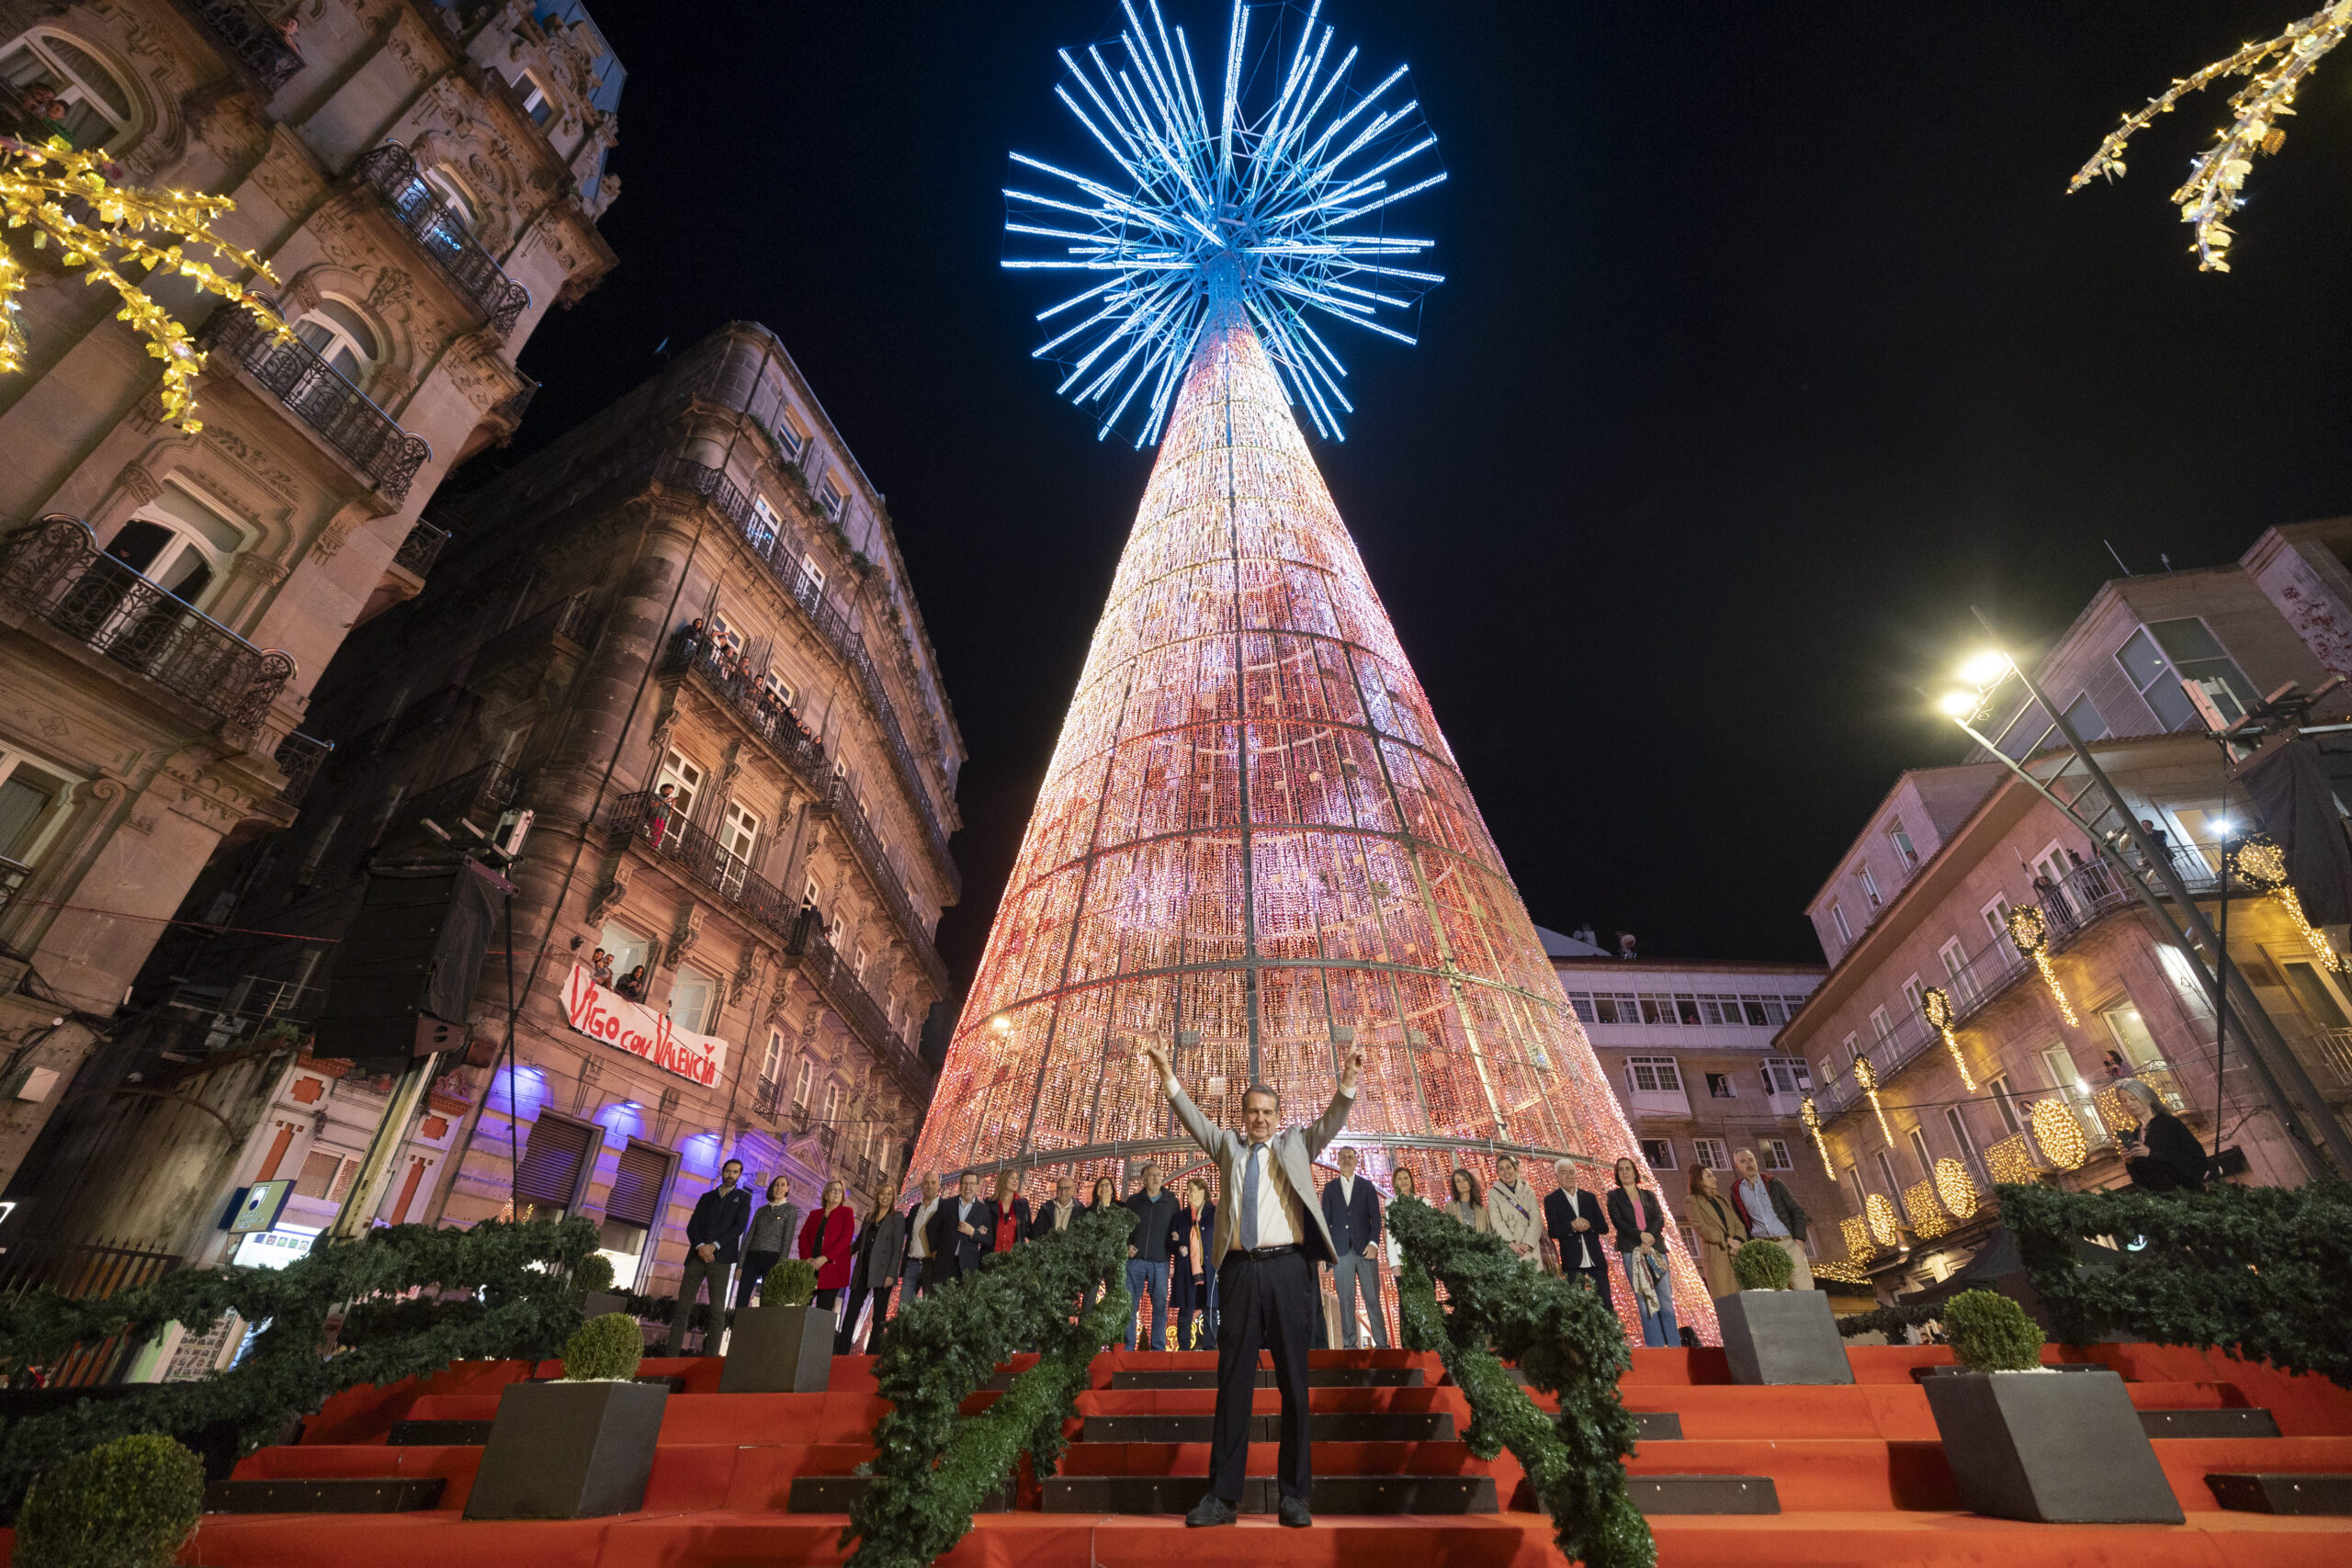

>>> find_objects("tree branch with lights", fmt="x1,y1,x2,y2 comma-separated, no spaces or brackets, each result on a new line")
2071,1,2352,270
0,134,290,432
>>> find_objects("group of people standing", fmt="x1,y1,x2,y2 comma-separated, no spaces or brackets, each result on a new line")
661,1162,907,1355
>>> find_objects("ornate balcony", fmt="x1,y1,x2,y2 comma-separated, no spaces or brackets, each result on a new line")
786,908,933,1099
607,789,798,938
203,310,431,502
0,517,292,742
177,0,304,94
272,731,334,806
406,761,517,835
651,455,959,897
350,144,531,339
392,521,448,577
0,853,28,913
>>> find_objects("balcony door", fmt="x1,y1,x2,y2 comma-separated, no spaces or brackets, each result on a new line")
718,800,760,897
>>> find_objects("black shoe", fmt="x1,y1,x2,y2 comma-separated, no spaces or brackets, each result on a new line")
1278,1495,1313,1528
1186,1494,1238,1528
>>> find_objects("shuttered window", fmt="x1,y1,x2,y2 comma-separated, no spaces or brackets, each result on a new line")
605,1142,671,1230
293,1149,343,1200
514,1115,596,1213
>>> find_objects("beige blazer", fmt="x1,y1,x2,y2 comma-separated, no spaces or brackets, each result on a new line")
1164,1075,1354,1267
1487,1179,1542,1251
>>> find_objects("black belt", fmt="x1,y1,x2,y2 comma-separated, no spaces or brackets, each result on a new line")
1229,1244,1300,1260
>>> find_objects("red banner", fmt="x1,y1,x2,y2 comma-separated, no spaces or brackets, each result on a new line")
560,963,728,1087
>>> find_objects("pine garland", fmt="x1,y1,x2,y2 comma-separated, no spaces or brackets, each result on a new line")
0,1217,597,1515
842,1205,1134,1568
1835,1303,1947,1340
1386,1198,1654,1568
1998,1181,2352,1385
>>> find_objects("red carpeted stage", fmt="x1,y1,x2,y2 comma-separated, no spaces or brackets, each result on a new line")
9,1343,2347,1567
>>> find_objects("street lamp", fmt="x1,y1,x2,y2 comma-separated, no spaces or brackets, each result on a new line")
1927,617,2352,1180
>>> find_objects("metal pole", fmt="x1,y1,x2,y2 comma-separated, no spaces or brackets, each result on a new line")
2211,813,2231,1149
326,1055,435,1243
1968,609,2351,1178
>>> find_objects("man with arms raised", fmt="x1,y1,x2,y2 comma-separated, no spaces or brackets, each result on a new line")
1140,1037,1363,1529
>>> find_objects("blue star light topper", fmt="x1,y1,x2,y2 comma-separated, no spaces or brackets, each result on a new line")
1004,0,1445,446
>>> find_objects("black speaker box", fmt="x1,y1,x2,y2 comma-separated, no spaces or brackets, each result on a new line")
313,858,513,1070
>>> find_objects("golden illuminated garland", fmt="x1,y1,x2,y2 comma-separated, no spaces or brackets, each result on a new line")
1921,986,1978,1092
1851,1055,1893,1143
2007,906,2078,1027
1840,1213,1876,1264
2071,0,2352,271
1933,1156,1979,1220
0,134,288,432
1903,1179,1951,1239
1800,1095,1836,1179
2094,1084,2141,1138
1984,1133,2039,1186
2029,1099,2089,1171
1864,1192,1904,1248
2233,838,2347,972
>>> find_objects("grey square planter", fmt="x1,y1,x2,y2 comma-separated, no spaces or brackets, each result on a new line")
463,1379,669,1519
719,1303,836,1393
1922,1369,2184,1524
1716,1288,1854,1385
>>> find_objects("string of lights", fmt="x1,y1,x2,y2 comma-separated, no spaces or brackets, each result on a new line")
2232,838,2347,972
1919,986,1978,1092
2005,906,2079,1027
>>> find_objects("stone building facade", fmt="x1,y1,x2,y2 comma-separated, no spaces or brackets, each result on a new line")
1783,522,2352,1298
1545,935,1834,1265
23,323,964,1295
0,0,620,1198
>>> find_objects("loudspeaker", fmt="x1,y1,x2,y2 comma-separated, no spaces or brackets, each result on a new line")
313,858,514,1071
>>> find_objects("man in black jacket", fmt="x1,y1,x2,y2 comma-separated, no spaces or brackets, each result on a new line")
926,1170,994,1281
1319,1147,1387,1348
1122,1164,1181,1350
1544,1159,1612,1306
664,1158,751,1354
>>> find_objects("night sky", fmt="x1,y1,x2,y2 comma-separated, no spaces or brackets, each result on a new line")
488,2,2352,985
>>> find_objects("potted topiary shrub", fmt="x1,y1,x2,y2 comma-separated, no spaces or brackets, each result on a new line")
574,1252,630,1321
465,1312,670,1518
1714,1238,1851,1385
719,1257,834,1393
1919,1289,2182,1523
15,1434,203,1568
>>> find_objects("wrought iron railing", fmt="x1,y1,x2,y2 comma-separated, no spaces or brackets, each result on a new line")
350,143,530,338
2300,1026,2352,1092
607,789,799,936
0,1236,184,1386
491,372,539,432
272,730,333,805
786,907,934,1098
405,761,517,834
0,853,28,913
392,520,448,576
662,628,831,783
0,517,292,742
817,774,952,995
1815,845,2224,1124
178,0,304,94
651,455,959,896
203,310,432,501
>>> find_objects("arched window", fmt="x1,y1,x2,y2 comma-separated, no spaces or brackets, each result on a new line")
293,299,379,386
1,29,138,151
98,483,244,608
421,164,479,232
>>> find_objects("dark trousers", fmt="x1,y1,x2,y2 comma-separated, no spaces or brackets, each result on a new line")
737,1249,781,1310
836,1280,890,1352
1568,1263,1613,1308
664,1252,732,1355
1211,1248,1315,1504
813,1286,841,1309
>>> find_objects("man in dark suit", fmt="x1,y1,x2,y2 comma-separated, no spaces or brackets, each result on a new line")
1545,1158,1612,1307
1319,1146,1387,1348
1143,1036,1363,1530
664,1158,751,1354
925,1170,994,1282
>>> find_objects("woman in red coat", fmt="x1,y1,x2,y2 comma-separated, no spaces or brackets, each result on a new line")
798,1179,856,1309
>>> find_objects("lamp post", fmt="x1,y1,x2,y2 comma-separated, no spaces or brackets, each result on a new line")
1932,622,2350,1182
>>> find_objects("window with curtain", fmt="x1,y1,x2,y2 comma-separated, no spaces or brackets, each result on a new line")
0,29,137,150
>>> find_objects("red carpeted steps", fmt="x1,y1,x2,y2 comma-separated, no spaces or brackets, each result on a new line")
8,1342,2352,1568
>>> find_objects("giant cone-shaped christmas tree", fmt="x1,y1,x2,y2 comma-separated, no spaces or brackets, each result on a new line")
911,310,1711,1341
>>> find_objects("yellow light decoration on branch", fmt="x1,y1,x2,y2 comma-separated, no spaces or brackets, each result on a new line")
1921,986,1978,1092
1812,1258,1872,1287
2007,906,2078,1027
1800,1095,1836,1179
2029,1099,2089,1171
2233,837,2347,972
1904,1179,1951,1239
2070,0,2352,272
1933,1156,1980,1221
1851,1055,1893,1143
1984,1133,2039,1187
1864,1192,1904,1248
1841,1214,1876,1261
0,134,289,433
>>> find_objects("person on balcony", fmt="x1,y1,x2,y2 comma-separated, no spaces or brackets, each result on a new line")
616,965,647,1001
663,1157,749,1356
649,783,678,849
1609,1156,1679,1348
797,1178,856,1314
590,947,615,988
1137,1037,1363,1529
